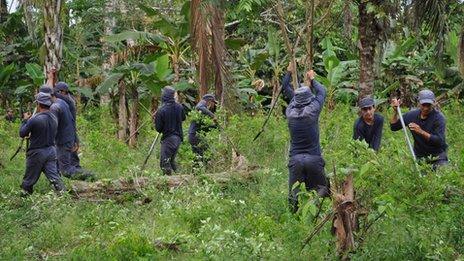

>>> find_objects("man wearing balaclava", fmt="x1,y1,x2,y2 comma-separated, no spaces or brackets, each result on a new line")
155,86,186,175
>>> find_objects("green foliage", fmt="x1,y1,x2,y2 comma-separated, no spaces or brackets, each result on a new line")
24,63,44,86
316,38,358,104
102,30,165,44
1,103,464,259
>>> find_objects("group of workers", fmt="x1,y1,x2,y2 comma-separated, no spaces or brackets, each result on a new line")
14,83,93,195
280,64,448,211
7,65,449,213
154,86,218,175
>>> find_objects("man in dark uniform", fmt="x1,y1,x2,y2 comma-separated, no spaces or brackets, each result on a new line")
19,92,65,195
390,89,448,169
42,86,93,180
54,82,81,170
285,69,330,213
353,97,384,151
155,86,186,175
188,94,217,164
5,108,16,122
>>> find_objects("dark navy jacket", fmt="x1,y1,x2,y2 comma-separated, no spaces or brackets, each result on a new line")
55,93,79,143
353,113,384,151
286,80,326,157
188,100,215,136
155,93,186,141
50,98,76,145
55,93,76,122
19,111,58,151
390,109,447,158
281,72,301,104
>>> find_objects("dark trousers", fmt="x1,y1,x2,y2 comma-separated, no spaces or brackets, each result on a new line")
421,151,449,171
160,135,181,175
71,150,82,170
288,154,329,213
22,146,65,193
57,141,84,177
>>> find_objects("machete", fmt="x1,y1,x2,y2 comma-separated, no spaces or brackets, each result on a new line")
253,86,284,141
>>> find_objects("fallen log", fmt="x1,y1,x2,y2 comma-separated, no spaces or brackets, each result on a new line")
70,168,258,199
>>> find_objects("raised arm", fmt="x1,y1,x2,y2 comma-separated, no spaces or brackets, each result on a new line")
281,71,294,103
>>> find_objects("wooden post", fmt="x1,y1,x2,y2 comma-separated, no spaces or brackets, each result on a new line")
275,2,298,90
331,173,357,258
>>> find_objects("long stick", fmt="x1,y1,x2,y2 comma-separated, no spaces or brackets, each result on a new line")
275,2,298,90
396,106,420,173
217,124,241,155
396,106,416,162
141,132,160,171
253,86,283,141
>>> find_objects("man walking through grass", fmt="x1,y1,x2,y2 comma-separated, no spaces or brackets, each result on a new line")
19,92,66,195
155,86,186,175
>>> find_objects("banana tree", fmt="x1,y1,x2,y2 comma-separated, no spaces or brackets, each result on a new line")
316,38,358,109
96,54,172,146
138,3,191,85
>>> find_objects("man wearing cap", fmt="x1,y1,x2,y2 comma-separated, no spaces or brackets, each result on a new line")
390,89,448,169
188,94,218,164
353,97,384,151
47,86,94,180
155,86,186,175
286,69,330,213
54,82,82,170
19,92,66,195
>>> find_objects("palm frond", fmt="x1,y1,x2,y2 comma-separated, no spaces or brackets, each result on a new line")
413,0,447,39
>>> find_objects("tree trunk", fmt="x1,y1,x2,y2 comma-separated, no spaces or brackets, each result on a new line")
43,0,63,85
276,1,298,90
304,0,315,85
331,173,357,259
71,169,257,199
100,0,116,105
211,5,225,102
458,24,464,79
358,1,378,99
343,2,353,44
0,0,8,23
128,87,139,147
117,80,128,140
191,0,211,98
20,0,37,44
172,53,180,84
